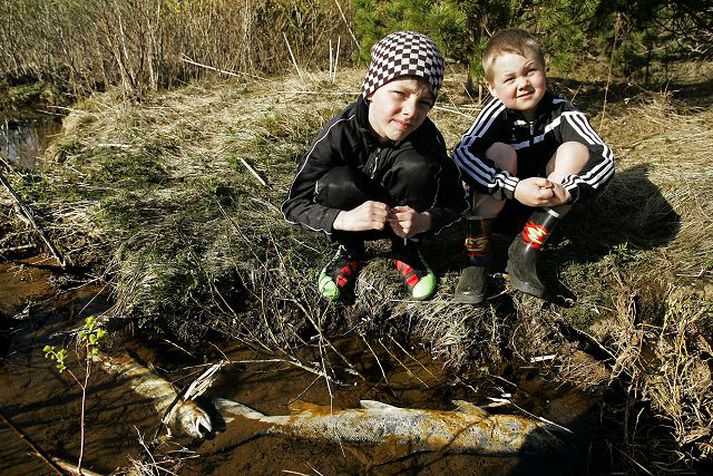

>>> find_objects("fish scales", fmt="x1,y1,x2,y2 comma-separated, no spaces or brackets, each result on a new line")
216,399,563,455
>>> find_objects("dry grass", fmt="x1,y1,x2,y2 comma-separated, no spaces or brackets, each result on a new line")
5,66,712,469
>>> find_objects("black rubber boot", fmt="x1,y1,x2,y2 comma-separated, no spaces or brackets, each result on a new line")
454,216,493,304
506,207,560,298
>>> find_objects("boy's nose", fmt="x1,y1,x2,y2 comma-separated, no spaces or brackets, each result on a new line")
401,98,417,117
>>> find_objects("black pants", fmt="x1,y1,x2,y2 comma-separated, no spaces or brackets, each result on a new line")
315,154,438,245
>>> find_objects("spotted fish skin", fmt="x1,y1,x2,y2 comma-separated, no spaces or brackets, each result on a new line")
214,398,564,455
95,350,212,438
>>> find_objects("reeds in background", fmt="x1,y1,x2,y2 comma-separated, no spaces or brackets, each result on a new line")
0,0,357,97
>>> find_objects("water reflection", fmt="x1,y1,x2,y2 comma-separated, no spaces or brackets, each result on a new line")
1,117,61,169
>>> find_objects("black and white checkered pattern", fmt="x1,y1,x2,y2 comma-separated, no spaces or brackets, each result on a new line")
362,31,444,100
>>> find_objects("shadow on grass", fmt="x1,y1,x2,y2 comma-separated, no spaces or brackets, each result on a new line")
549,76,713,113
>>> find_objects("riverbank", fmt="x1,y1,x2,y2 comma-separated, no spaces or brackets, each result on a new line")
1,67,712,472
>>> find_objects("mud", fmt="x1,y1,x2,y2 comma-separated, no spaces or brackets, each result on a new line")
0,260,603,475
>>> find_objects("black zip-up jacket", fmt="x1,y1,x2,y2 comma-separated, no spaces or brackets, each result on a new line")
452,92,615,203
282,96,468,236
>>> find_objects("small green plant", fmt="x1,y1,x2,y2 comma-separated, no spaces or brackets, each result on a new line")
43,315,107,474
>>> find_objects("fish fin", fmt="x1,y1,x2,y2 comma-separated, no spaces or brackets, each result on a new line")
212,397,265,420
452,400,489,417
288,400,324,414
359,400,398,410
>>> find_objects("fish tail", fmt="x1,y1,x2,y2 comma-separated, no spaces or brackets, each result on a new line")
213,397,266,421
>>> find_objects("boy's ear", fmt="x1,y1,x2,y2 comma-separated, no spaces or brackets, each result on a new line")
485,81,496,97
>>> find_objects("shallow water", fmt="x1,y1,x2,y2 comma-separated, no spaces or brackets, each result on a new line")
0,262,601,475
0,115,62,169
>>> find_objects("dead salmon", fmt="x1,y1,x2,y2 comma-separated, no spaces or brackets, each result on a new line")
213,398,565,455
95,350,213,439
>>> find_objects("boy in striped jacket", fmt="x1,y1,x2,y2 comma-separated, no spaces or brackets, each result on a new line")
452,29,615,303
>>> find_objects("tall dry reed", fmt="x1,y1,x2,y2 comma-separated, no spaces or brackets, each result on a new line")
0,0,357,96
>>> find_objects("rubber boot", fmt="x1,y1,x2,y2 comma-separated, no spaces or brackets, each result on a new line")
454,216,493,304
506,207,560,298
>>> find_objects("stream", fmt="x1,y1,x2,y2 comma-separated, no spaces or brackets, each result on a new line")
0,115,604,475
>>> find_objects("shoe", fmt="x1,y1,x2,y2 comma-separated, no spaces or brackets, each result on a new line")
454,266,487,304
454,217,493,304
392,241,436,301
506,208,560,298
317,244,362,301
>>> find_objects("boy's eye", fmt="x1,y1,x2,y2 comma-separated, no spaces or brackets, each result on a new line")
419,100,433,109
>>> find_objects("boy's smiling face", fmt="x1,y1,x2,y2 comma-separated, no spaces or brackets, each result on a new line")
486,51,546,121
367,77,434,142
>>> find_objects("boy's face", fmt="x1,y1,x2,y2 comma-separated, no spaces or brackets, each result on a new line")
367,77,434,143
486,51,546,121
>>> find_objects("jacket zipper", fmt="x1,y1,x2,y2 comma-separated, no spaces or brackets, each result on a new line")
529,121,535,146
370,147,381,179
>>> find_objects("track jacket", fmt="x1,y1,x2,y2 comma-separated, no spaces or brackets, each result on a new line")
452,92,615,203
282,96,468,236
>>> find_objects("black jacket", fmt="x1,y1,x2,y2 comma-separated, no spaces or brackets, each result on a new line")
452,92,615,203
282,96,468,236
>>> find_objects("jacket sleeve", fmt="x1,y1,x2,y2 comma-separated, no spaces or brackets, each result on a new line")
281,115,351,235
451,97,520,199
423,128,469,235
557,108,616,202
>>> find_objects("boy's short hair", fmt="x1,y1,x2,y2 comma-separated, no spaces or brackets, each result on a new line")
482,29,545,82
362,31,444,101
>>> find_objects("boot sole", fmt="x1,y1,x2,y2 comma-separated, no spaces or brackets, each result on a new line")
453,292,485,305
508,274,546,298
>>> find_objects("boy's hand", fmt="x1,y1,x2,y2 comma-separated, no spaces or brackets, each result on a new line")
387,206,432,239
514,177,570,207
333,201,390,232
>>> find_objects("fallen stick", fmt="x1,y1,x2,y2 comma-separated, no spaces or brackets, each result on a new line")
52,456,106,476
0,168,67,268
0,243,38,255
0,408,64,475
239,157,267,186
180,55,265,81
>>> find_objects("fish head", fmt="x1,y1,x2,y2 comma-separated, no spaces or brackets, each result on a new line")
174,399,213,439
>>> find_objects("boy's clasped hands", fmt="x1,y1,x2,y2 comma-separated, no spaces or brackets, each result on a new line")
333,201,431,238
513,177,570,207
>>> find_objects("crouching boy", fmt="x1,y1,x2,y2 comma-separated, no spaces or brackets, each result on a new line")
282,31,468,302
452,29,615,303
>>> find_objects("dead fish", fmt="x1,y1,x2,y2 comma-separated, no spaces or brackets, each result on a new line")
214,398,564,455
94,350,212,439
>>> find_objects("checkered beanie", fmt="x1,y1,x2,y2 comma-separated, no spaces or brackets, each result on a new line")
362,31,444,100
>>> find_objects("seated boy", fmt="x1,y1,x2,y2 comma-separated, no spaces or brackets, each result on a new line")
282,31,468,302
452,29,615,303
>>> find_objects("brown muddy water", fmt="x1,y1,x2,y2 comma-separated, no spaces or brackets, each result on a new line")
0,263,602,475
1,117,602,475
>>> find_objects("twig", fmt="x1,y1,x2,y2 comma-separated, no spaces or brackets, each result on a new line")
360,333,388,384
601,13,622,130
379,339,429,388
388,335,435,378
180,55,265,80
239,157,267,186
283,33,303,80
52,456,105,476
0,408,64,475
0,167,67,268
332,0,360,52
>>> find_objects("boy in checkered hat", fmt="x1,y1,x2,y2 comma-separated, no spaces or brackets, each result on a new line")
452,29,615,303
282,31,468,302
